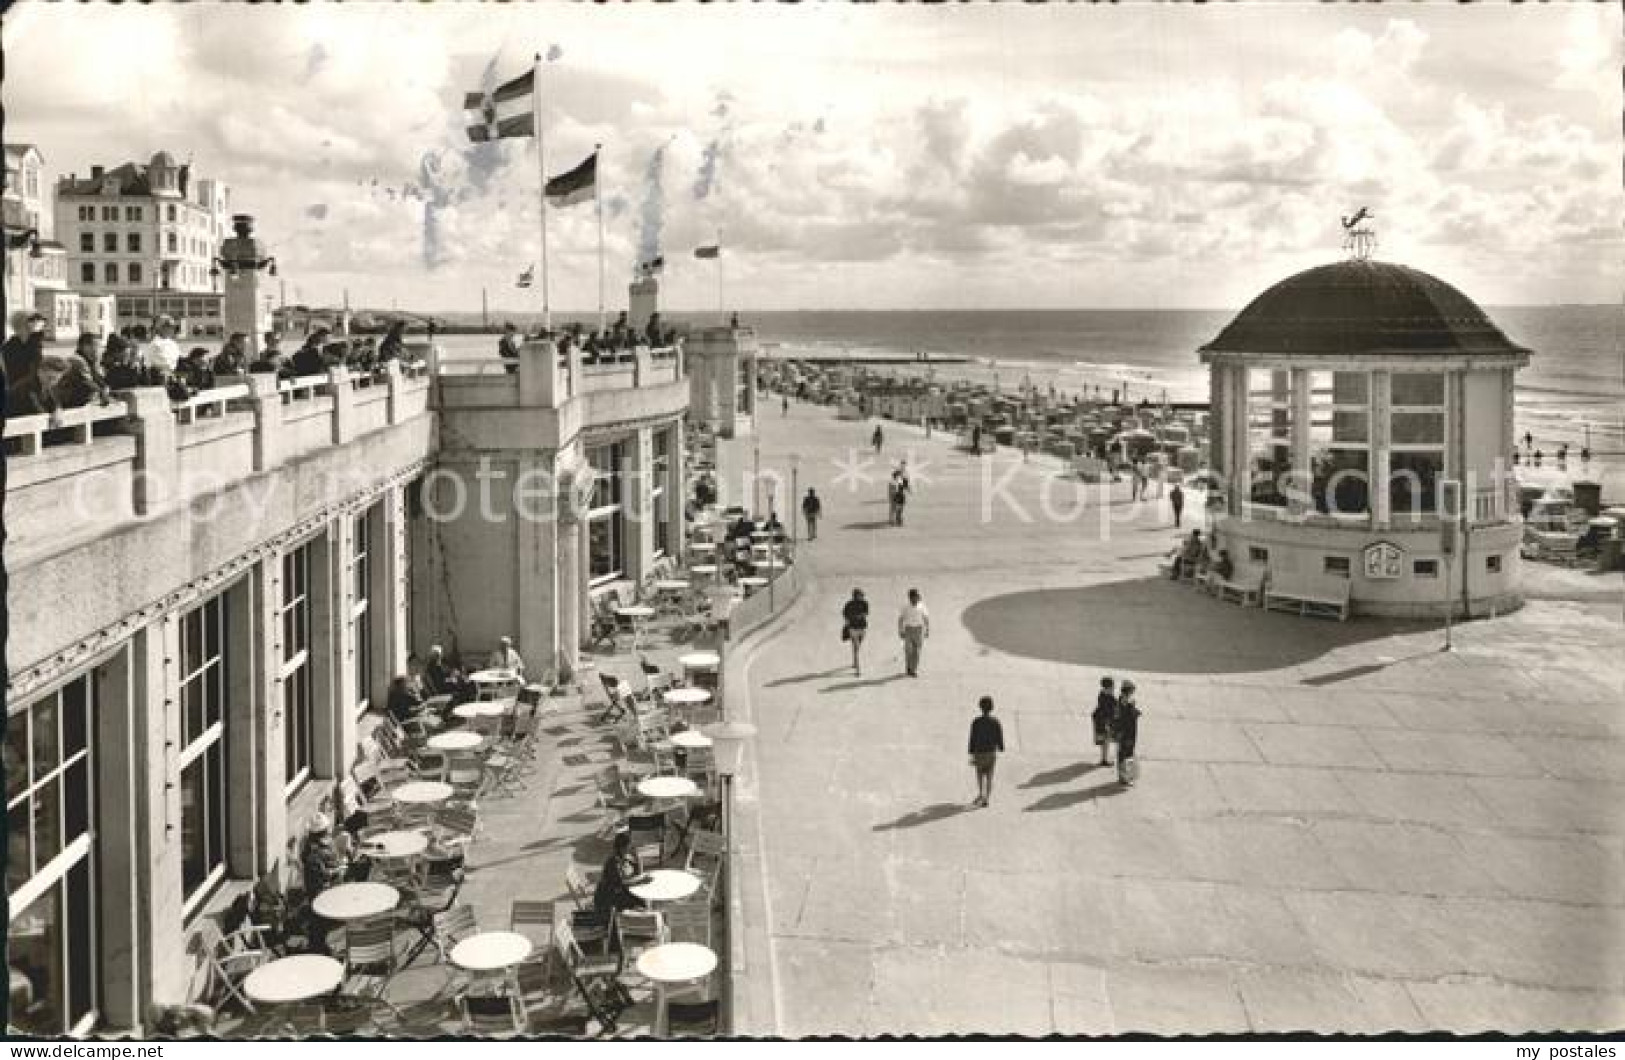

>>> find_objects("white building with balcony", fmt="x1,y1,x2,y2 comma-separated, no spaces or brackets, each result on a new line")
4,144,76,338
1199,257,1530,618
54,151,231,336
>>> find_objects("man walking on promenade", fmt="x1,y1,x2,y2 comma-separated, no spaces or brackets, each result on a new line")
802,488,822,541
872,423,885,453
898,588,930,677
1169,483,1185,528
967,696,1005,808
1116,680,1142,787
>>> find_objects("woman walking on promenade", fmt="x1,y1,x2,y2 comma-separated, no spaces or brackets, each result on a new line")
872,423,885,453
1093,677,1118,767
1116,681,1142,787
841,589,870,675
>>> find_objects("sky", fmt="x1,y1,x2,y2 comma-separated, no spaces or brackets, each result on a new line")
3,2,1620,313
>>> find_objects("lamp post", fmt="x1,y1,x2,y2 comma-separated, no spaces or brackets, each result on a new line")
701,720,757,881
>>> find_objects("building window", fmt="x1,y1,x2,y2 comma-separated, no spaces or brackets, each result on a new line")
103,263,117,285
587,442,626,583
1323,556,1351,577
167,204,177,222
651,430,671,557
126,233,140,254
167,232,177,253
77,206,92,222
124,206,141,222
101,206,116,222
80,263,94,284
6,674,99,1037
1390,372,1446,518
128,263,142,286
1248,546,1269,565
102,233,116,253
1413,559,1439,578
1486,554,1503,574
350,508,373,716
280,544,314,793
178,595,228,910
78,232,93,253
1246,368,1291,508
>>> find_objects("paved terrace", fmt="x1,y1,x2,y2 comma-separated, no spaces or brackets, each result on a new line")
728,396,1625,1036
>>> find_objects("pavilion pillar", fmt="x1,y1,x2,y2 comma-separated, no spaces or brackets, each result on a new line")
1371,370,1392,529
1288,368,1312,518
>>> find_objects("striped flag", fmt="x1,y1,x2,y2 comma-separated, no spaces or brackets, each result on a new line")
464,69,536,143
694,245,721,259
516,265,534,289
545,152,597,207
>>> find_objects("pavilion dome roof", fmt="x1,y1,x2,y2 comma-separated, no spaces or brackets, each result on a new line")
1199,259,1529,358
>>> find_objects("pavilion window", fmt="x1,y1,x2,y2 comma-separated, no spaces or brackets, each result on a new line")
1245,368,1291,508
178,594,228,912
280,544,314,794
350,508,374,717
652,430,671,558
1389,371,1446,517
6,673,99,1036
1308,370,1370,517
588,443,626,584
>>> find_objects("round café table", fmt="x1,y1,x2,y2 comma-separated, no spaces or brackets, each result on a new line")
630,868,702,905
450,931,533,974
452,700,511,721
361,830,429,861
470,669,521,702
312,881,399,922
428,730,485,753
657,579,692,592
637,775,701,801
670,729,712,749
392,780,454,806
749,529,774,539
244,955,344,1007
662,688,713,723
636,942,718,1036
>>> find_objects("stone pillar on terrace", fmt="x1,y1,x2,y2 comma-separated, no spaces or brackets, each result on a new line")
245,372,284,472
555,472,586,673
516,456,562,679
1370,369,1392,529
131,615,187,1009
93,646,142,1030
519,338,560,407
625,428,655,583
123,387,176,515
329,366,355,444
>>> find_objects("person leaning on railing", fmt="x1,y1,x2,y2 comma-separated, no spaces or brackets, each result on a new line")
53,331,112,409
2,311,56,416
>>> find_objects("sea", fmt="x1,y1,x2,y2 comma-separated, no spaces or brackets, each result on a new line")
442,305,1623,460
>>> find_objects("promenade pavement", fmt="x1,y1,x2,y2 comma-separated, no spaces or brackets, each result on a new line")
730,397,1625,1036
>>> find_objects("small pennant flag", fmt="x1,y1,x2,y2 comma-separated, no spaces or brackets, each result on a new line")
464,69,536,143
694,245,721,259
545,152,597,207
516,265,534,289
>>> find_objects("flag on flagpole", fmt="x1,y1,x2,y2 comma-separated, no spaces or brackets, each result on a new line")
694,245,721,259
545,152,597,207
516,265,534,289
640,256,665,276
464,69,536,143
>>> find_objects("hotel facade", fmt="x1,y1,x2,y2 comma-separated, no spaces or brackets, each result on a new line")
3,325,753,1034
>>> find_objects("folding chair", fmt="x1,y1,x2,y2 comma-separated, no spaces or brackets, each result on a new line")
564,864,596,912
509,899,554,952
684,829,726,904
614,909,668,965
667,999,721,1037
627,813,667,866
434,803,481,851
195,918,272,1016
341,914,399,998
459,990,526,1038
662,899,712,948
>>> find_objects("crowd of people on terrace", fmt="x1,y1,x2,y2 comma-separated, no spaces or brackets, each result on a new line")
554,311,678,360
1,310,426,420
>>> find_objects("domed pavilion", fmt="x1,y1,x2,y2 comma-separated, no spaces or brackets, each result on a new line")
1198,256,1529,618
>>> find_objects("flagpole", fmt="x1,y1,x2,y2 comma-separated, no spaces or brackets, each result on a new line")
534,52,550,333
595,145,605,336
717,227,725,323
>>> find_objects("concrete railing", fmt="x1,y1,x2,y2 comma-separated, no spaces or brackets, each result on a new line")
2,400,129,456
2,361,434,555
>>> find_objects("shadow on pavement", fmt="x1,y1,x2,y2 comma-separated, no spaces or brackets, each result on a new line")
962,576,1441,674
840,521,895,531
1023,783,1126,812
1018,761,1099,789
820,673,909,693
871,802,973,831
765,666,854,688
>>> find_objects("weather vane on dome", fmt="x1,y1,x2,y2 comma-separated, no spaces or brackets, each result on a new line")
1341,207,1377,261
